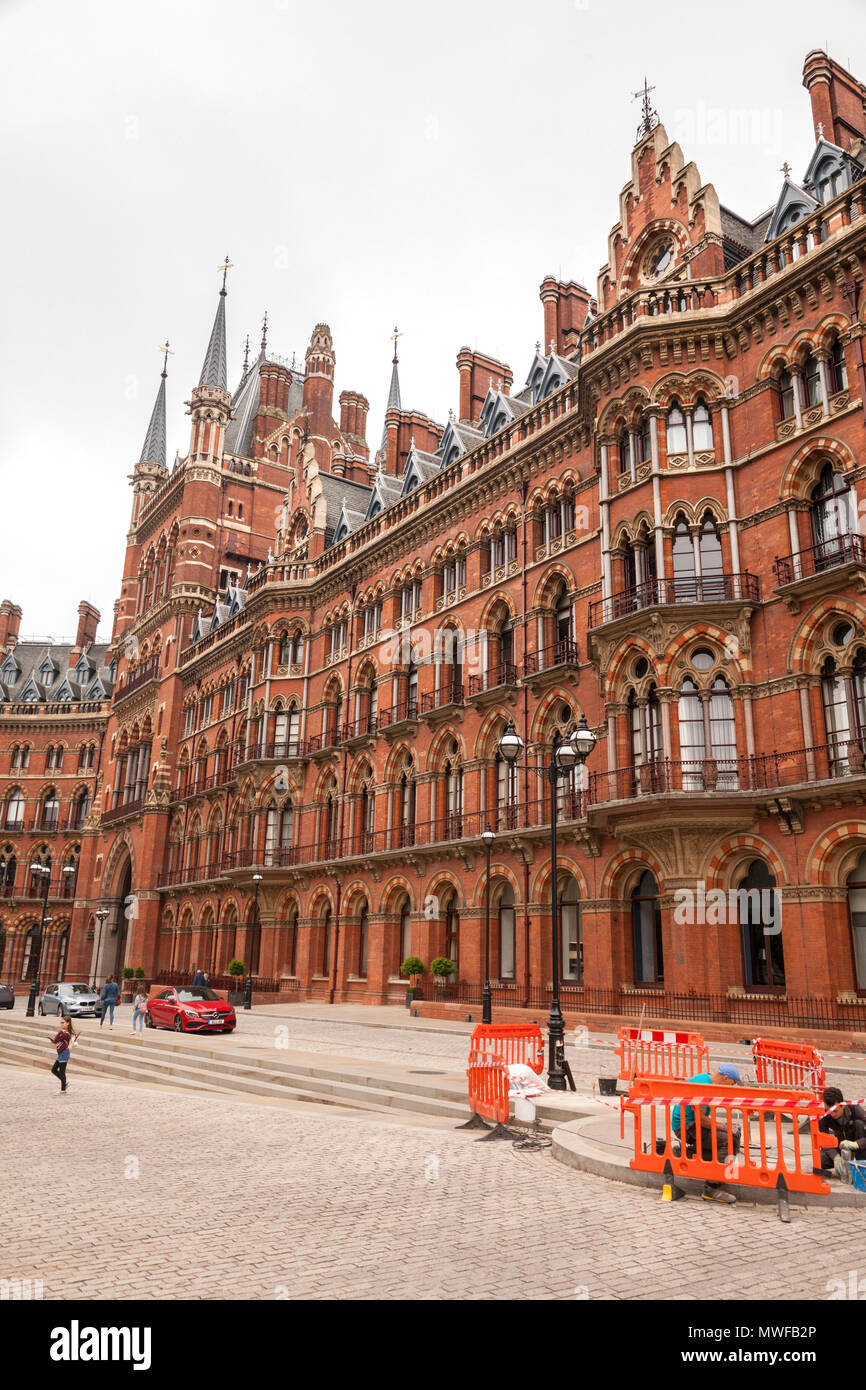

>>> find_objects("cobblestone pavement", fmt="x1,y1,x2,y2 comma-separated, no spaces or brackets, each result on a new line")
2,1065,863,1301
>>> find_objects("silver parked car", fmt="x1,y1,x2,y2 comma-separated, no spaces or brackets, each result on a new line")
0,982,13,1009
38,982,101,1017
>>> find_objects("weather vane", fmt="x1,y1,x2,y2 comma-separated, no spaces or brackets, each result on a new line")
261,309,269,352
159,339,174,378
632,78,658,140
218,254,234,293
390,324,402,362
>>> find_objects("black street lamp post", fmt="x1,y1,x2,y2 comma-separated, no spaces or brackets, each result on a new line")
92,907,109,989
25,864,52,1018
481,825,494,1024
243,872,263,1011
498,714,597,1090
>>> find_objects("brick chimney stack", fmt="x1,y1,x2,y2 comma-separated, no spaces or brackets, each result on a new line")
75,601,100,652
302,324,336,438
0,599,22,650
539,277,593,357
456,349,513,426
803,50,866,154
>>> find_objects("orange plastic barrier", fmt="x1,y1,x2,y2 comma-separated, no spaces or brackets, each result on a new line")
615,1026,708,1082
621,1075,836,1196
466,1049,510,1125
752,1038,826,1096
469,1024,545,1075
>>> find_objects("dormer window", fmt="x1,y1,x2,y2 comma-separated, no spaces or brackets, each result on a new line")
1,657,18,682
39,661,55,684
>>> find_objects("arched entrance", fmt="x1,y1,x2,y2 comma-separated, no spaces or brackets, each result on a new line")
93,845,134,985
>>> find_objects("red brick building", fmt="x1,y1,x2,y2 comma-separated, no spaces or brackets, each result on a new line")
4,50,866,1028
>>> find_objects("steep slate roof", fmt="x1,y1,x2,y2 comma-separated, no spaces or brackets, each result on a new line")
379,353,402,452
318,473,374,536
0,641,115,704
224,354,307,458
139,369,168,468
199,289,228,391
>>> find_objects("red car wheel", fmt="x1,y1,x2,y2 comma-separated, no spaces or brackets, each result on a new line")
173,1014,184,1032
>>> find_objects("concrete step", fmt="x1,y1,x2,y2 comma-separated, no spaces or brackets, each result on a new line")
0,1028,471,1121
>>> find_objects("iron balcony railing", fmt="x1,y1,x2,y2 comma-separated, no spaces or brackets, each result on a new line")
523,639,579,676
588,573,761,628
773,534,866,587
467,662,518,696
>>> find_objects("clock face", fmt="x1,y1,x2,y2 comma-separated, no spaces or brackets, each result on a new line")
646,238,675,278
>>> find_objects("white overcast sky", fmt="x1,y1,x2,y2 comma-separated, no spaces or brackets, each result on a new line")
1,0,863,638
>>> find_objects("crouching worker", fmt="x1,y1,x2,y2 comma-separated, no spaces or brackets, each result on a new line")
669,1064,742,1205
818,1087,866,1181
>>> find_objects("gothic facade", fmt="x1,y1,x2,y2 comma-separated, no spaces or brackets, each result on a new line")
4,50,866,1026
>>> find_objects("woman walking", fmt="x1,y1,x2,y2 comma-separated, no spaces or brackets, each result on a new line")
50,1013,77,1095
131,987,147,1034
100,975,120,1029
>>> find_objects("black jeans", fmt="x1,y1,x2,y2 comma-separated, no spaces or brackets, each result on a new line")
51,1058,68,1091
683,1121,739,1166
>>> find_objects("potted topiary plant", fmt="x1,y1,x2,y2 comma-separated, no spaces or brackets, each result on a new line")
227,959,245,1007
430,956,455,989
400,956,426,1004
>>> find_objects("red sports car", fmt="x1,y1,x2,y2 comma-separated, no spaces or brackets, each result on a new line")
145,986,236,1033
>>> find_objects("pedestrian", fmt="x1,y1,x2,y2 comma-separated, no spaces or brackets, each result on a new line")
671,1063,742,1204
192,968,206,986
818,1086,866,1181
131,987,148,1034
100,975,120,1029
50,1013,77,1095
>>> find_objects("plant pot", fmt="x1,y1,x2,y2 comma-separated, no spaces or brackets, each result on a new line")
598,1076,618,1096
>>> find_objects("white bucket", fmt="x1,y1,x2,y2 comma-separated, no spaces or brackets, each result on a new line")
514,1095,537,1124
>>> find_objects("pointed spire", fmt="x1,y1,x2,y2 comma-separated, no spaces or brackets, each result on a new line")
242,334,250,372
140,342,171,468
261,309,269,355
380,325,403,453
198,257,231,391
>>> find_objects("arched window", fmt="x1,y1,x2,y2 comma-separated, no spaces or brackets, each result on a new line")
709,676,738,788
357,904,369,977
496,882,516,981
496,745,519,831
739,860,784,988
678,677,705,791
811,461,852,562
554,584,573,661
559,874,582,981
443,893,459,971
0,845,16,895
699,513,725,597
617,427,630,474
846,851,866,991
5,789,24,830
629,685,662,788
822,648,866,774
632,870,663,984
265,801,294,866
397,757,416,848
802,352,822,408
444,741,463,839
778,368,795,420
692,397,713,451
671,515,695,599
828,337,848,395
55,927,69,980
399,898,412,968
320,908,332,977
20,925,38,981
41,788,59,830
666,401,686,455
406,659,419,719
359,773,375,852
637,414,651,465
